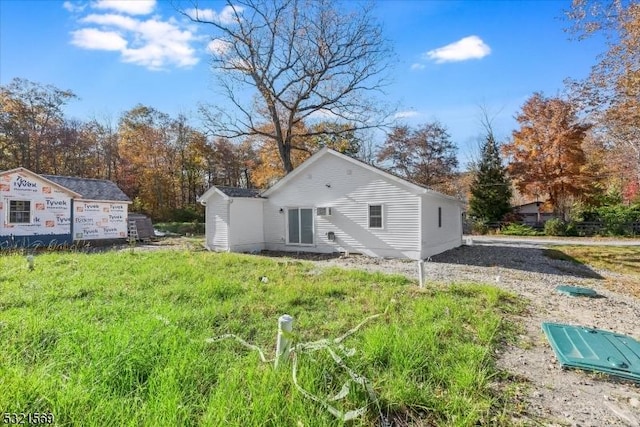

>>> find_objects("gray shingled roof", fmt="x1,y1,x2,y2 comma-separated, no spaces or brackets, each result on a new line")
42,175,131,202
217,186,262,198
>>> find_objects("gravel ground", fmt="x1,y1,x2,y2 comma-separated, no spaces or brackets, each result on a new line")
309,242,640,426
133,237,640,425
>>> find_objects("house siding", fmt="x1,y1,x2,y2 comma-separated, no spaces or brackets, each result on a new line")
229,198,265,252
263,154,421,259
205,193,230,251
420,195,463,258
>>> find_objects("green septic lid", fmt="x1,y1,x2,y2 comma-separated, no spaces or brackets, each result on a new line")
541,322,640,383
555,285,599,298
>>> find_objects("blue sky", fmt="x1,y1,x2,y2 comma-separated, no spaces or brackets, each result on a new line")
0,0,606,166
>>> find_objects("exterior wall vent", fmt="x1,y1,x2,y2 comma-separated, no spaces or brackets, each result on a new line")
316,207,332,216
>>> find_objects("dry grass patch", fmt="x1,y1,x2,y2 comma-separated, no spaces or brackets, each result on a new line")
545,245,640,298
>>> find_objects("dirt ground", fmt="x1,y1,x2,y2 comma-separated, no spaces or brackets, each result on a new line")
133,237,640,426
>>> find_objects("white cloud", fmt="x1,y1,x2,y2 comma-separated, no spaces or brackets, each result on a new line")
394,111,419,119
92,0,156,15
63,1,86,13
69,7,199,70
121,18,198,69
68,2,243,70
425,35,491,64
410,63,425,71
218,5,243,24
207,39,231,55
185,5,243,25
71,28,128,50
82,13,138,30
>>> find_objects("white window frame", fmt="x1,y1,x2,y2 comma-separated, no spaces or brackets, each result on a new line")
7,199,32,224
368,204,384,229
286,207,314,246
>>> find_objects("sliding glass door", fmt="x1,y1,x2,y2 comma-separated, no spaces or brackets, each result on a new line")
287,208,313,244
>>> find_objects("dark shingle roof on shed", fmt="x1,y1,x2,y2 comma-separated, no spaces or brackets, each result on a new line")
217,186,262,198
42,175,131,202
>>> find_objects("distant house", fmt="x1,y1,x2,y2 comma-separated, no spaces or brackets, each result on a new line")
513,201,556,225
198,148,463,260
0,167,131,248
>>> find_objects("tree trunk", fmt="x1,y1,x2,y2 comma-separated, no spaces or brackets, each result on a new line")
279,140,293,173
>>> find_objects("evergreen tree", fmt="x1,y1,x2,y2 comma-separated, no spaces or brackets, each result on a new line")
469,131,512,222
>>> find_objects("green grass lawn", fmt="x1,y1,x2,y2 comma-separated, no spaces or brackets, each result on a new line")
0,250,522,426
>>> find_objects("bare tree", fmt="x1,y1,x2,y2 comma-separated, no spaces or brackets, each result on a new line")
377,122,459,195
183,0,394,173
354,128,378,165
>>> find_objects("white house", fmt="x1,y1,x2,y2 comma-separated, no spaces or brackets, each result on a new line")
198,148,463,260
513,201,556,225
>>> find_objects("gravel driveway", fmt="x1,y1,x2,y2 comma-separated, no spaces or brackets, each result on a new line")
310,240,640,426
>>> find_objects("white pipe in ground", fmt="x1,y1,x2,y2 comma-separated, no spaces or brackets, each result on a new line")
417,260,425,288
275,314,294,368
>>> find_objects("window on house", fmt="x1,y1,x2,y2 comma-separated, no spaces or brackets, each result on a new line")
287,208,313,244
9,200,31,224
438,207,442,228
369,205,383,228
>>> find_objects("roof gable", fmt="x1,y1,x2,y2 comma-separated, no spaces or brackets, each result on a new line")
197,149,462,204
261,148,418,196
198,185,263,204
513,201,553,213
1,167,130,202
261,148,460,202
0,167,82,197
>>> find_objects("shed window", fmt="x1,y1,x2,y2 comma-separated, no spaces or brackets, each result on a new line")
369,205,383,228
438,207,442,228
9,200,31,224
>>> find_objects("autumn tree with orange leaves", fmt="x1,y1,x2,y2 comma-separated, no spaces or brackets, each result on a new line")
249,120,362,188
502,93,591,219
251,139,312,188
566,0,640,196
0,78,78,173
117,105,216,220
